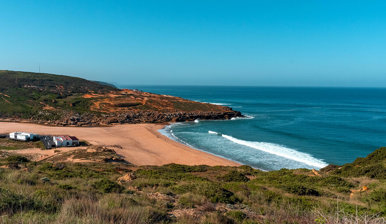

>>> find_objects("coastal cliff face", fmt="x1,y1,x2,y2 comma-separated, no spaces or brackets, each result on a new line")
0,70,241,126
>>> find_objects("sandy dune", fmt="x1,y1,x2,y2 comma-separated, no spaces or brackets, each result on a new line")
0,122,239,166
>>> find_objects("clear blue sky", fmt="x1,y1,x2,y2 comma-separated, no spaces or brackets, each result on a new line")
1,1,386,87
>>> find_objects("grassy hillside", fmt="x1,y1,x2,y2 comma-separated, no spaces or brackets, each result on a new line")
0,70,117,94
0,70,117,119
0,147,384,223
0,70,240,125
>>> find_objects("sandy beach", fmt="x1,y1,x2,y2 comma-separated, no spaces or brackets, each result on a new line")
0,122,239,166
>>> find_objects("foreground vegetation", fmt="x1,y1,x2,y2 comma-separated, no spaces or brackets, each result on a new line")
0,146,384,224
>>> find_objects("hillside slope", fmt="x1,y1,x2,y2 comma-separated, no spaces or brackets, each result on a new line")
0,144,384,223
0,70,241,126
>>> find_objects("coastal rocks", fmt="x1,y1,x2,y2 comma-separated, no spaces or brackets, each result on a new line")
1,97,242,126
21,109,242,127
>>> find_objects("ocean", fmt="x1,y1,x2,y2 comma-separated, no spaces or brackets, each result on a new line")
122,86,386,171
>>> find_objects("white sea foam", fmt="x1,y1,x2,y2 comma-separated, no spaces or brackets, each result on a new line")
194,119,200,123
231,115,255,120
208,130,218,135
211,102,231,106
200,102,231,106
159,124,197,149
220,134,328,168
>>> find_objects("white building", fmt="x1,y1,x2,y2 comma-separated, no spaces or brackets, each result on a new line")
53,136,79,147
9,132,38,141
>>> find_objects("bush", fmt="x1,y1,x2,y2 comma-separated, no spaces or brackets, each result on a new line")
178,193,207,208
57,198,170,224
332,148,386,179
335,164,386,179
58,184,74,190
134,165,207,181
5,155,29,164
320,176,354,188
0,188,57,215
226,210,247,222
284,184,320,196
37,163,108,179
219,171,249,182
0,188,34,215
92,179,124,193
198,183,238,204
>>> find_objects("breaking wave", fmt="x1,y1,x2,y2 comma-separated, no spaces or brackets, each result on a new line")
199,101,231,106
231,115,255,120
209,131,328,168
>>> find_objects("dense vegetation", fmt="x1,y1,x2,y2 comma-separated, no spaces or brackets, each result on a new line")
0,146,384,224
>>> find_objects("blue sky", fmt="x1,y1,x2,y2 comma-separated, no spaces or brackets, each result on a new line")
1,0,386,87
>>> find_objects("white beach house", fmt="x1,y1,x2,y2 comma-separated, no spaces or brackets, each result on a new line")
9,132,38,141
53,136,80,147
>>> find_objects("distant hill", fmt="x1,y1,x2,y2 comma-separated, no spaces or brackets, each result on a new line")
0,70,117,95
0,70,240,126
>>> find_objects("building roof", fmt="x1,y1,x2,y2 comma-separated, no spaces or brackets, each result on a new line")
64,136,72,141
69,136,79,141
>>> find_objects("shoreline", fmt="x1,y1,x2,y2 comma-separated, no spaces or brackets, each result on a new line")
158,122,247,169
0,122,240,166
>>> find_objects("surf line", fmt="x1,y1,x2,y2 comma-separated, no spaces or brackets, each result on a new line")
209,130,328,168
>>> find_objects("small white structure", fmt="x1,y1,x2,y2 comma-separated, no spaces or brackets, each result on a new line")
9,132,38,141
53,136,79,147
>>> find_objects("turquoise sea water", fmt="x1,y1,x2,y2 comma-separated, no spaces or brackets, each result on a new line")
122,86,386,171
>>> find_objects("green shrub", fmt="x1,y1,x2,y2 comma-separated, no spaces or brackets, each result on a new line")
178,193,207,208
319,176,355,188
203,212,235,224
58,184,74,190
92,179,124,193
368,189,386,203
219,170,249,182
0,188,34,215
17,176,37,186
57,198,170,224
335,163,386,179
198,182,238,204
0,188,57,215
226,210,247,222
332,148,386,179
353,147,386,165
134,165,207,181
284,184,320,196
37,163,108,179
5,155,29,164
131,178,174,189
